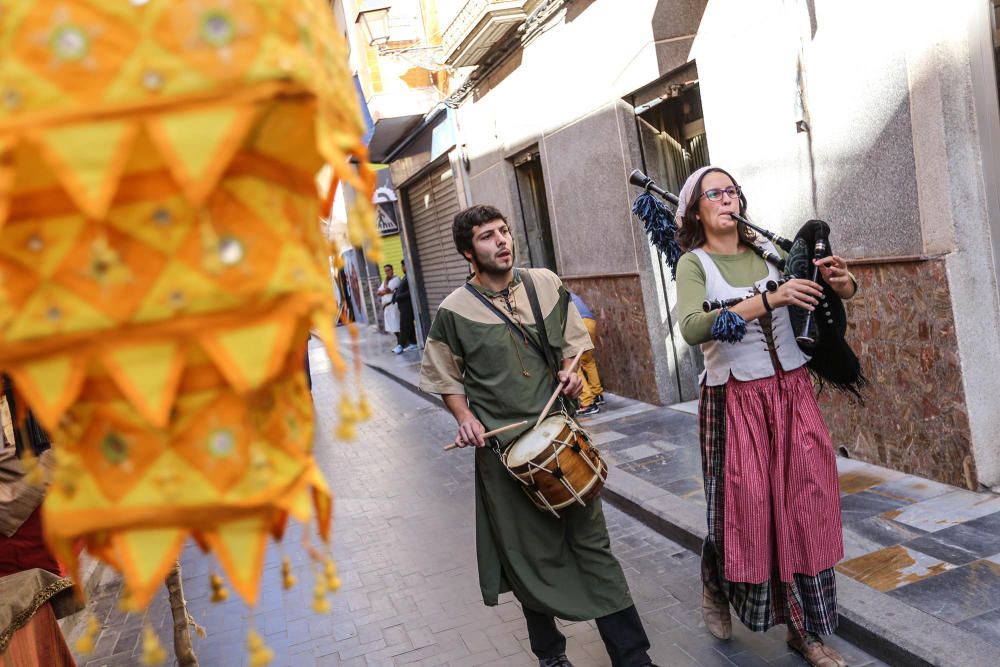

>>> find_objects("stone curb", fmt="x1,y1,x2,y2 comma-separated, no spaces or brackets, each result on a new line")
359,354,997,667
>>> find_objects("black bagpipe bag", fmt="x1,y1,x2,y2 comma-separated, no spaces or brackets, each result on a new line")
783,220,867,398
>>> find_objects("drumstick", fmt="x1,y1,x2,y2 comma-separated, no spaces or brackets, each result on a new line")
443,420,529,451
534,349,584,429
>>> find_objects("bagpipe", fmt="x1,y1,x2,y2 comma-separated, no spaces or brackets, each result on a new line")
628,169,867,397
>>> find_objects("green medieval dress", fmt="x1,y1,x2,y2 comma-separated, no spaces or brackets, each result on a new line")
419,268,632,621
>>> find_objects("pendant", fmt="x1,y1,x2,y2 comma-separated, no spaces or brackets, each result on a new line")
522,370,531,377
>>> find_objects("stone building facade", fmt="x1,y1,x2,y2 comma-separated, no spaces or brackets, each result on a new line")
347,0,1000,490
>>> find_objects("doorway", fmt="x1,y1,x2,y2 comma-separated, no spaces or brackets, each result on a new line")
511,149,557,271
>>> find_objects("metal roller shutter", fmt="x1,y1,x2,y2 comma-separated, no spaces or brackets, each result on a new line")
405,161,469,322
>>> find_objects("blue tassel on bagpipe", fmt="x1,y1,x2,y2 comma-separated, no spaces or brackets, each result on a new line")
711,308,747,343
631,191,683,279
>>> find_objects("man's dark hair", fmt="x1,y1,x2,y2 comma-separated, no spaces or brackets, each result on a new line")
453,205,506,259
384,264,393,270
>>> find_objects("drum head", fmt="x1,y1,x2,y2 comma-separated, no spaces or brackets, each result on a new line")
505,416,567,467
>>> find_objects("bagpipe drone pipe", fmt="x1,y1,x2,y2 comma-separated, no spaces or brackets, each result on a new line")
628,169,867,397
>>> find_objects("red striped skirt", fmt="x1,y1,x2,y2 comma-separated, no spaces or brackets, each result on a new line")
722,367,843,583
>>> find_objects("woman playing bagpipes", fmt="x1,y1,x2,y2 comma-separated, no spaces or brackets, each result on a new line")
671,167,857,667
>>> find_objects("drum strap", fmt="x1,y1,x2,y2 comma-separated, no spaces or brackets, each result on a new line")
519,271,561,380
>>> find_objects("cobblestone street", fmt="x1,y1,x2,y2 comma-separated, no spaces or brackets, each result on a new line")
72,345,885,666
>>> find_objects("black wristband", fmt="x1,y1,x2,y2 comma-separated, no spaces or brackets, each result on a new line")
761,291,773,313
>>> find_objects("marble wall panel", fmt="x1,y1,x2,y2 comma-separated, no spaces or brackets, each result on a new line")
818,259,977,489
563,274,660,405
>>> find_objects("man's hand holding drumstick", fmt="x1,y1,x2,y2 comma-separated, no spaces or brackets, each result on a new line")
442,349,586,450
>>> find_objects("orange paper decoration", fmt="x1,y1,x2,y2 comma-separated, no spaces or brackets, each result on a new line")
0,0,380,609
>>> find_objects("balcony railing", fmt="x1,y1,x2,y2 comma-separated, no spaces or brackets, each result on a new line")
440,0,542,67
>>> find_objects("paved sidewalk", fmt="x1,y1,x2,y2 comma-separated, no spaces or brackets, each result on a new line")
358,326,1000,667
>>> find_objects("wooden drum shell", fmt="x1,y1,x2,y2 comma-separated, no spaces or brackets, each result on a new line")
504,421,607,515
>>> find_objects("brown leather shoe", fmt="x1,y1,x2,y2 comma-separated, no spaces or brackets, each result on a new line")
701,587,732,640
786,630,847,667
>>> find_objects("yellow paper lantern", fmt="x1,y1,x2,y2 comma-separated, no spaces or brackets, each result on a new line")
0,0,377,609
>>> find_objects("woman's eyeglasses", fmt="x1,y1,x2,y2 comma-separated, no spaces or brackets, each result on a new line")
699,186,742,202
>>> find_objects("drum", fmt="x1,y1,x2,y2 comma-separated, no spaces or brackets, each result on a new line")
502,414,607,516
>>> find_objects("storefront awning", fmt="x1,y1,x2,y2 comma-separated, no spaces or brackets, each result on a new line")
367,114,425,163
624,61,699,115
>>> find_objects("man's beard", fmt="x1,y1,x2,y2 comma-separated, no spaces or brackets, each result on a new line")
471,245,515,276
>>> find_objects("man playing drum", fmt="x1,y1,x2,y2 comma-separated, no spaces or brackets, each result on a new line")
418,205,655,667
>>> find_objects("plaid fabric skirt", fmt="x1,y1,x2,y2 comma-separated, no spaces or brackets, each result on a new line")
699,375,840,636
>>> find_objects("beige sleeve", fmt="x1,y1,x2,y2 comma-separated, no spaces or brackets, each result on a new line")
418,338,466,395
0,449,52,537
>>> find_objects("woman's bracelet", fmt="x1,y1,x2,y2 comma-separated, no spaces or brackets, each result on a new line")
761,291,773,313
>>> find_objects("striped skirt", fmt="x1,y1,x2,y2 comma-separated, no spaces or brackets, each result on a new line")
699,367,843,635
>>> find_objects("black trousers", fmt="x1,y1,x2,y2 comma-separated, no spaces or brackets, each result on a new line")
397,301,416,347
523,605,651,667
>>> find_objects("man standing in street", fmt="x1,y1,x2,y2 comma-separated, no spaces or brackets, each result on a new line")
377,264,402,352
418,204,656,667
392,259,418,352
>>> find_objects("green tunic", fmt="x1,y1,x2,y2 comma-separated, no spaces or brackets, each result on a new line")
418,268,633,620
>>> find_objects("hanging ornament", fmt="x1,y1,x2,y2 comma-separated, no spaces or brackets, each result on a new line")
356,395,372,421
73,612,101,656
324,556,341,592
0,0,378,615
209,572,230,603
140,624,167,665
312,581,330,614
247,629,274,667
281,556,297,590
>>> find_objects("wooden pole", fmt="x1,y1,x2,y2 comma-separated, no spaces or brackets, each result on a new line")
166,562,199,667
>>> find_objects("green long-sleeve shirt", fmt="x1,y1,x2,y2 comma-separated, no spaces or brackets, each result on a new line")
676,247,784,346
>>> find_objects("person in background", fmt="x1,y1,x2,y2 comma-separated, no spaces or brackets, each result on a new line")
569,291,605,416
392,259,418,352
377,264,402,353
1,385,78,666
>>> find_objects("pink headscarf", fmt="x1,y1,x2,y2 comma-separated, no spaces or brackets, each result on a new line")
673,165,718,223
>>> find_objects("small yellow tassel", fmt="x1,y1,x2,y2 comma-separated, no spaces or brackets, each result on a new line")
312,573,330,614
335,421,356,440
338,396,358,422
324,557,341,592
247,629,274,667
117,586,138,613
73,613,100,655
51,454,81,498
209,573,229,603
281,557,297,590
21,448,44,487
356,395,372,421
141,625,167,665
346,202,369,250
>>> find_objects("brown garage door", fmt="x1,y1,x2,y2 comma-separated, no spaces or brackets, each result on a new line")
404,161,469,323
